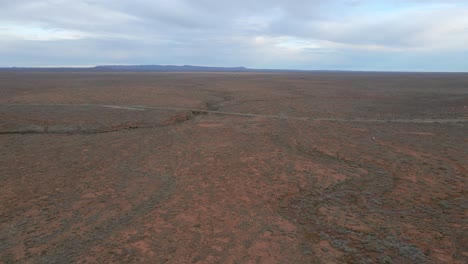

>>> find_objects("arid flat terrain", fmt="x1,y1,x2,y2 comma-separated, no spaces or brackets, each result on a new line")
1,72,467,263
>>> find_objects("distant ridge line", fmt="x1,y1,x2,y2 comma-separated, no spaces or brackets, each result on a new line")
0,65,332,73
94,65,251,72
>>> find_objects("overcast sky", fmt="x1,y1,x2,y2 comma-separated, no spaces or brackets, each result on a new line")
1,0,468,71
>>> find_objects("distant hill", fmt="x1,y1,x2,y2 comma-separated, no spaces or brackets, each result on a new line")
93,65,251,72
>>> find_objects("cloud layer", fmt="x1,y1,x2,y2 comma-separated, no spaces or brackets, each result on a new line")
1,0,467,70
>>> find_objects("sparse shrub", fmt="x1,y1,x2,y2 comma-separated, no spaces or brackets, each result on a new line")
377,255,393,264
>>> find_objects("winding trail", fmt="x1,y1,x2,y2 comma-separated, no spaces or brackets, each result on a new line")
1,103,467,124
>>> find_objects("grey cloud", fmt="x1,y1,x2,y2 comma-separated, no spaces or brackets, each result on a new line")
0,0,467,70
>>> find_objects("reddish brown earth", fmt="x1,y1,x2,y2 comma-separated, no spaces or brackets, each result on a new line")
0,72,467,263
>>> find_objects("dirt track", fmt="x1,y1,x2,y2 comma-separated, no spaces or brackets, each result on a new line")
2,103,467,132
1,72,467,263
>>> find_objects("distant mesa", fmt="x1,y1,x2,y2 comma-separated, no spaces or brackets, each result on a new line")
93,65,250,72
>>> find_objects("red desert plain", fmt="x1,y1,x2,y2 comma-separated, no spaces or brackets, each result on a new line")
1,71,467,263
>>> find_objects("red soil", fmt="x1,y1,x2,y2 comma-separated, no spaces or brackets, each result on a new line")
0,72,467,263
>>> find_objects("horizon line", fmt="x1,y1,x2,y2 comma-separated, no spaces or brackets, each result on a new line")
0,65,467,73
